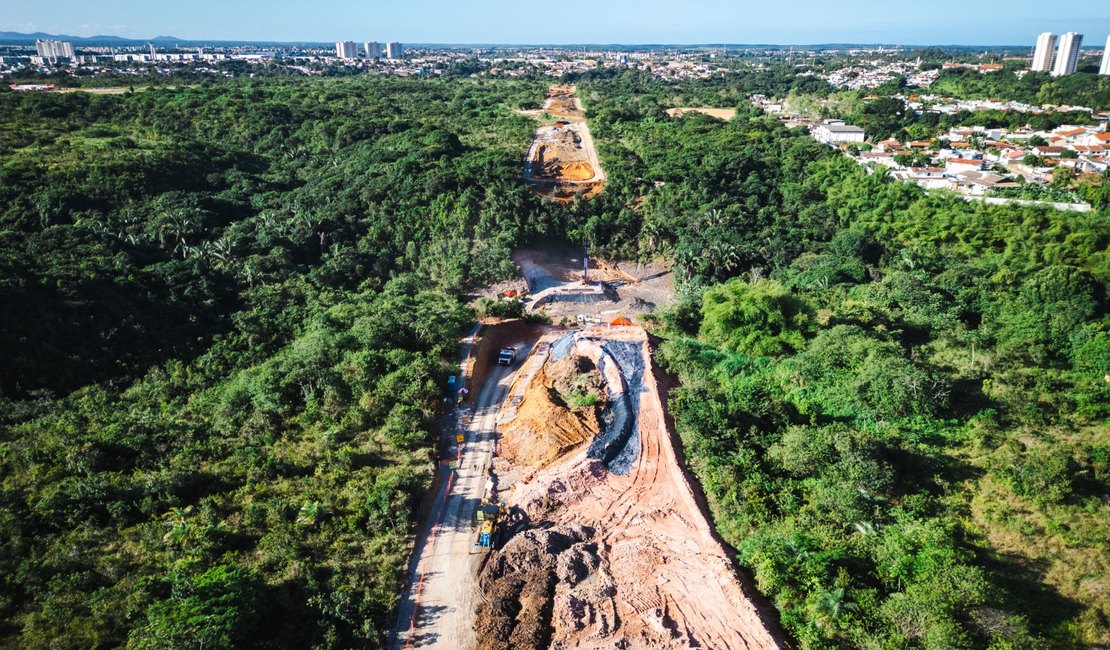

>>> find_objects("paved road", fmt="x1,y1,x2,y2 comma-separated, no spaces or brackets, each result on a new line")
388,342,527,650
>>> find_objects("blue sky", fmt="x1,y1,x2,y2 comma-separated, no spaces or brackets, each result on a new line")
3,0,1108,45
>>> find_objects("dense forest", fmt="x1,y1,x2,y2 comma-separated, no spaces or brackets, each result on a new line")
571,73,1109,649
0,77,551,647
928,67,1110,111
1,69,1107,650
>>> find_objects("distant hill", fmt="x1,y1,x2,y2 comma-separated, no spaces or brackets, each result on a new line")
0,31,140,45
0,31,326,48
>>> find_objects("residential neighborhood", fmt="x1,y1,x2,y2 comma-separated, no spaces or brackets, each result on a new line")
751,92,1109,210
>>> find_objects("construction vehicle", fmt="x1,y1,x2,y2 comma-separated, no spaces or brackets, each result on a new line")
475,501,506,549
477,520,494,549
475,504,498,523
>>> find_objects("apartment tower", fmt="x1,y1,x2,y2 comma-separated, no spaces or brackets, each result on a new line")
1031,32,1056,72
336,41,358,59
1052,32,1083,76
35,39,75,60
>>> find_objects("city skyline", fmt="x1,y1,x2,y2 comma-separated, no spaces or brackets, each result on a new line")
2,0,1109,45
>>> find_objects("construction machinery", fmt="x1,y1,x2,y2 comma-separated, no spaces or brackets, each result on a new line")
475,500,506,550
477,520,495,549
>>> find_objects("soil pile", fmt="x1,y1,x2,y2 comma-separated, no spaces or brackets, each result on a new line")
500,354,604,470
545,84,583,119
556,162,594,181
530,128,590,183
474,524,617,650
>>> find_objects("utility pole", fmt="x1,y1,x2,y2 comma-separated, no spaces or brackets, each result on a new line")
582,237,589,283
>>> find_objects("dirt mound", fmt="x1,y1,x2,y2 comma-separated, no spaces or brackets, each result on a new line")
556,162,594,181
475,525,615,650
545,84,584,119
500,353,603,469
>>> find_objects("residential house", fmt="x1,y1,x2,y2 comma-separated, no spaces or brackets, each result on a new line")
946,158,985,174
892,167,951,190
859,151,896,166
1079,132,1110,147
954,171,1019,196
1033,146,1067,158
813,120,866,144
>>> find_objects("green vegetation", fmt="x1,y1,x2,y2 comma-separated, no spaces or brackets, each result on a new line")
572,72,1109,648
0,77,550,648
555,370,602,410
929,68,1110,111
1,67,1108,649
563,389,600,410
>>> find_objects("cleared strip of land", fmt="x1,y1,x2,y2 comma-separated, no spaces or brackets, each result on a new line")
476,326,785,649
666,107,738,120
522,85,606,200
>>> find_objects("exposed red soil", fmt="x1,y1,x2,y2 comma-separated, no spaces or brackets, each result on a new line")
464,320,548,405
477,327,786,650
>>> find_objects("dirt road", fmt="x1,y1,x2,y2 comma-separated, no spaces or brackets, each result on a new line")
389,335,531,650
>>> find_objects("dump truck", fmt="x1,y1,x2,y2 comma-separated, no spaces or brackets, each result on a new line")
497,347,516,366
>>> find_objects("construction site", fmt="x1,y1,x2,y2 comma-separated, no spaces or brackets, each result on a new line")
390,86,779,650
544,84,585,120
390,319,785,650
523,86,606,201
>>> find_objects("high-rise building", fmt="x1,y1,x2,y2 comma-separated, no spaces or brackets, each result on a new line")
1100,35,1110,75
364,41,383,58
336,41,358,59
35,39,74,60
1032,32,1056,72
1052,32,1083,76
386,42,403,59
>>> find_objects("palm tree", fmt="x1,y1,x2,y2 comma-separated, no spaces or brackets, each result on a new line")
296,501,322,527
162,505,194,545
809,587,858,631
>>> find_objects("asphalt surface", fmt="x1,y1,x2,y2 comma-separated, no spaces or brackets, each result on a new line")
388,337,527,650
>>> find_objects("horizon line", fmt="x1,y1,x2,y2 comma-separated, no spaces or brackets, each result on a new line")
0,32,1065,50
